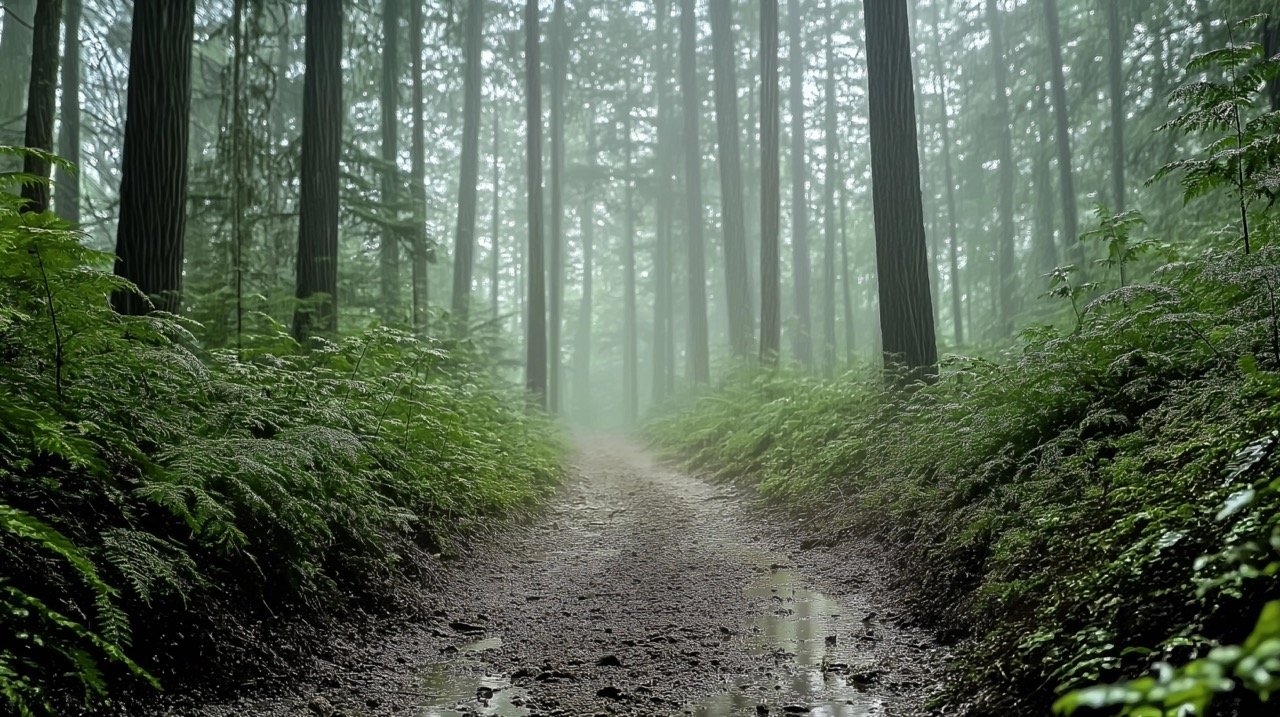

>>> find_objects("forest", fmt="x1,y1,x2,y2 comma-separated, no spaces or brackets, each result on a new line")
1,0,1279,715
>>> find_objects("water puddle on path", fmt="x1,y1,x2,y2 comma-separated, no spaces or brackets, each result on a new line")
693,566,883,716
417,637,530,717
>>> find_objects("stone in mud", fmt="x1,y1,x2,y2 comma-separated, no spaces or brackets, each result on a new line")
782,705,811,714
448,620,486,634
306,695,334,717
596,654,622,666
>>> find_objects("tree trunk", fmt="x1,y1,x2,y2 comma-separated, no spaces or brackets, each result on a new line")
1265,18,1280,111
709,0,754,357
1033,117,1058,274
759,0,781,364
55,0,80,223
1106,0,1125,212
1044,0,1081,265
821,0,837,374
0,0,34,151
652,2,674,403
546,0,566,413
838,158,854,363
448,0,483,333
622,99,638,423
19,0,61,215
863,0,936,382
490,109,501,323
984,0,1014,336
574,108,595,421
292,0,343,339
786,0,811,366
111,0,194,316
524,0,547,406
678,0,710,383
379,0,402,323
930,2,961,345
410,0,429,336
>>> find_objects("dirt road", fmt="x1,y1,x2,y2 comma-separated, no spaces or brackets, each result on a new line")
186,435,941,716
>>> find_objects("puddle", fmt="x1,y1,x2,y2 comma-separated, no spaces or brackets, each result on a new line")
694,567,882,716
417,637,529,717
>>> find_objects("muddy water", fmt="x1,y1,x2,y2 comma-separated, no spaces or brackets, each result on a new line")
416,563,887,716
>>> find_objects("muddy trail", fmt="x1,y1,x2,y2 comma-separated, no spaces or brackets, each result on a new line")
179,436,942,717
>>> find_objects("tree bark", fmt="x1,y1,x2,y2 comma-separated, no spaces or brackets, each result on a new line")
111,0,194,316
821,0,837,374
984,0,1014,336
678,0,710,383
451,0,484,331
0,0,34,150
524,0,547,406
490,109,501,323
839,158,854,363
379,0,402,323
863,0,937,382
622,98,638,423
19,0,61,215
930,2,962,345
55,0,80,224
1106,0,1125,212
410,0,429,336
574,108,595,421
759,0,781,364
546,0,566,413
292,0,343,339
786,0,811,366
652,0,674,402
1044,0,1081,266
709,0,754,357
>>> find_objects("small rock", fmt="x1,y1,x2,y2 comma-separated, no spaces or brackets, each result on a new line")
756,706,769,716
306,696,334,717
783,706,811,714
596,654,622,667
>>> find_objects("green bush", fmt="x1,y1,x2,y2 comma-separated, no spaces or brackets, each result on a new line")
0,187,564,715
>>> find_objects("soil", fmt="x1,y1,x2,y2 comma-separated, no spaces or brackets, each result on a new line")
156,435,946,717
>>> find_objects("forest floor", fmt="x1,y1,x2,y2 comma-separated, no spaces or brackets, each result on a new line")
163,435,943,717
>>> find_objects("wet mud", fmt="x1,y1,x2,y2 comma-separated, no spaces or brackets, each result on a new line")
172,435,943,716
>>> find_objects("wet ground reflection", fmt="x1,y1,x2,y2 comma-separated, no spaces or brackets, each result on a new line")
418,638,530,717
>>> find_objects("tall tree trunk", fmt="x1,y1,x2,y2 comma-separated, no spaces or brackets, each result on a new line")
523,0,547,406
786,0,811,366
292,0,343,339
111,0,194,316
1033,141,1057,274
230,0,247,345
490,110,501,323
622,100,638,423
451,0,484,332
1106,0,1125,212
1044,0,1081,265
984,0,1014,337
410,0,429,336
652,0,673,403
930,2,962,345
709,0,754,357
0,0,34,152
19,0,59,215
821,0,837,374
546,0,566,413
574,109,595,421
838,158,853,363
379,0,402,322
759,0,781,364
55,0,80,223
678,0,710,383
863,0,936,382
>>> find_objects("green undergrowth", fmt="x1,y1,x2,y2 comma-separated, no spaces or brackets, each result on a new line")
648,242,1280,714
0,191,564,715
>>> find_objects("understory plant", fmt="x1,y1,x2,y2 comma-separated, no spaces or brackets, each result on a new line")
0,173,563,715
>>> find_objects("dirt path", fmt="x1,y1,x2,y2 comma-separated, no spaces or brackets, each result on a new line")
187,435,941,716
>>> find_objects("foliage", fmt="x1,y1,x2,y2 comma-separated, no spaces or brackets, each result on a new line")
0,186,563,714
